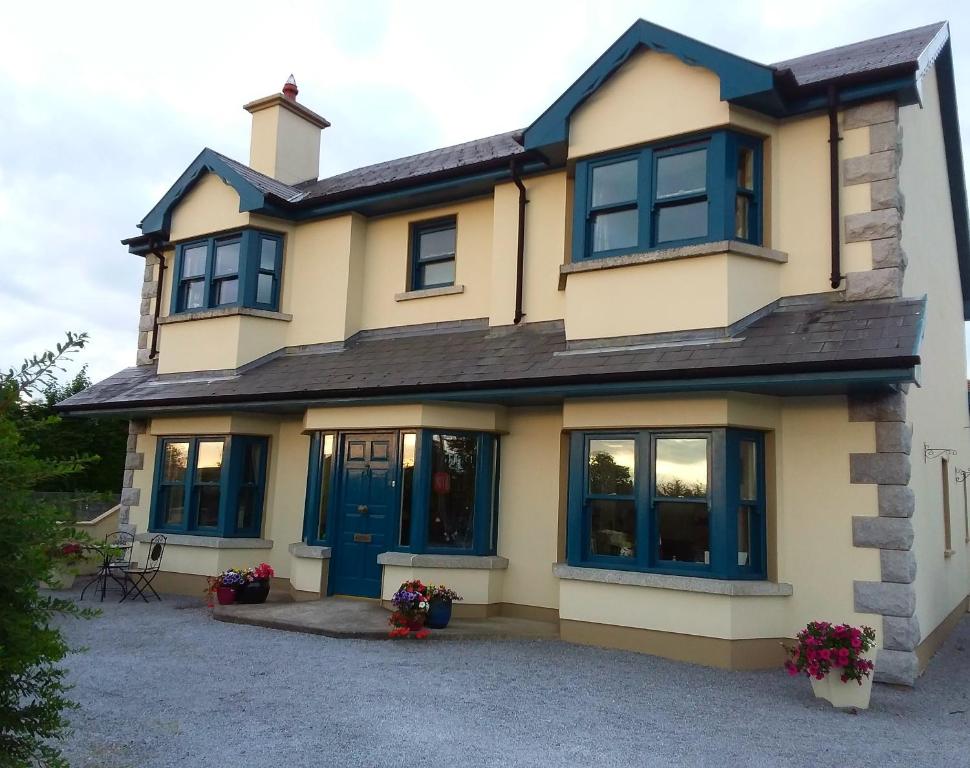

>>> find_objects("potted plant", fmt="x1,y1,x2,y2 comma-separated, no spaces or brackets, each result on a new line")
425,585,463,629
41,540,87,589
236,562,274,604
785,621,878,709
388,579,431,638
206,568,246,606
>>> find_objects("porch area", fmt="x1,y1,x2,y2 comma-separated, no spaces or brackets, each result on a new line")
211,595,559,641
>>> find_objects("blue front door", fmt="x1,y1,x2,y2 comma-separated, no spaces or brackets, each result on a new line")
331,433,397,598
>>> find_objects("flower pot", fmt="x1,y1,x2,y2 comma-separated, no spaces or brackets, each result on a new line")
407,616,426,631
216,586,238,605
810,648,878,710
426,598,453,629
236,579,271,605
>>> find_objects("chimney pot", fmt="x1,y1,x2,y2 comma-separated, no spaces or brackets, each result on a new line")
282,74,298,101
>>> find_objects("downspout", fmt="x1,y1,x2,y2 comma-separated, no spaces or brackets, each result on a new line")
510,159,528,324
828,85,843,289
148,240,166,360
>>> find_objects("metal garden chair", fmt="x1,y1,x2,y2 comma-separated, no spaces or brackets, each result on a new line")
120,534,167,602
79,530,135,601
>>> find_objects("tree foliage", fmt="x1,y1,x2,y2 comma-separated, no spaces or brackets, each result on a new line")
12,366,127,493
0,333,98,768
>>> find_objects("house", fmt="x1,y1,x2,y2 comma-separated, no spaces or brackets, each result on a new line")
60,20,970,686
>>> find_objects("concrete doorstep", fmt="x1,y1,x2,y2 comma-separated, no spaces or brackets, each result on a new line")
211,597,559,641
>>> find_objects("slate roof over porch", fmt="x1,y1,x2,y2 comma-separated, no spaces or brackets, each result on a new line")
59,293,924,415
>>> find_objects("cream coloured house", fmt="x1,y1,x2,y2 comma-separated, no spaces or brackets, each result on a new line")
62,21,970,686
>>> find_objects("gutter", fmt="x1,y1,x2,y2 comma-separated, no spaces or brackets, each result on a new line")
827,85,843,289
148,240,166,360
510,159,529,324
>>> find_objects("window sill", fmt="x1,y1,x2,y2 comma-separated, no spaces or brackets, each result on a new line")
138,532,273,549
558,240,788,289
158,306,292,325
377,552,509,570
552,563,792,597
394,284,465,302
288,542,332,560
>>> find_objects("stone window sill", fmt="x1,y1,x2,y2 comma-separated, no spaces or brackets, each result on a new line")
552,563,792,597
137,532,273,549
289,542,332,560
558,240,788,288
158,306,292,325
394,284,465,302
377,552,508,570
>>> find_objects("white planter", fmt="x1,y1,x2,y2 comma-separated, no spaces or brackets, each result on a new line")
40,565,77,590
809,648,877,709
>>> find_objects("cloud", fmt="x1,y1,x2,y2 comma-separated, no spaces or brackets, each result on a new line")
1,0,968,382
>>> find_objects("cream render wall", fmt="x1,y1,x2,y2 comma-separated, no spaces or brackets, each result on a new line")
897,68,970,637
150,52,897,371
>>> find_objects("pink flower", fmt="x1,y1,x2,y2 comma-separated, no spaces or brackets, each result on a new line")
819,649,831,661
850,636,862,649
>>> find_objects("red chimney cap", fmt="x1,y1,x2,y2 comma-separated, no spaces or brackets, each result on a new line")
282,74,298,101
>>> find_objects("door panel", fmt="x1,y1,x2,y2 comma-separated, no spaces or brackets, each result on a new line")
331,433,397,598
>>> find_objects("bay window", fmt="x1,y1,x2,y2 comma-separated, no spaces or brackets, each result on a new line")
568,428,766,579
172,229,283,313
151,435,269,537
573,130,764,260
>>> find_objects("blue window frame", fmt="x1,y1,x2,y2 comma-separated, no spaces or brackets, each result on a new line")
302,429,498,556
567,428,766,580
410,217,457,290
150,435,268,537
573,130,764,260
171,229,284,313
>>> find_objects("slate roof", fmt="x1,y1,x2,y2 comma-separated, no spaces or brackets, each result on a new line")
59,295,924,414
773,22,946,87
201,23,946,209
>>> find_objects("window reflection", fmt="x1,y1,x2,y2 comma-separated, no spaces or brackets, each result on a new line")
399,433,416,546
589,499,636,557
655,438,707,498
318,434,334,541
588,439,635,495
427,434,477,549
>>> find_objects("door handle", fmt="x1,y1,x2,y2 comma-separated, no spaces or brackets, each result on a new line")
357,505,369,515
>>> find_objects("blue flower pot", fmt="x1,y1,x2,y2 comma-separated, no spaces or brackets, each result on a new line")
425,598,453,629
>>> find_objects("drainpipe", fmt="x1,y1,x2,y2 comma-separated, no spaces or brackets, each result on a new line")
510,159,528,325
148,241,166,360
828,85,843,289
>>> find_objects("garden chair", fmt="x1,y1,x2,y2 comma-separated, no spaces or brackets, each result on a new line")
120,534,166,602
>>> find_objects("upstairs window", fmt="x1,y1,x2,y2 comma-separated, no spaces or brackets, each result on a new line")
410,218,457,290
172,230,284,314
574,130,763,260
151,435,269,537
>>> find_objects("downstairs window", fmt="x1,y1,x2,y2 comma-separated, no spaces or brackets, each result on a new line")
151,435,268,537
567,428,766,579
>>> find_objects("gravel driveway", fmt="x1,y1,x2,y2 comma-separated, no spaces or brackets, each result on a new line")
57,595,970,767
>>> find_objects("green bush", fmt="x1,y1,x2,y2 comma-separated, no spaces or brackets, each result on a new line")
0,334,98,768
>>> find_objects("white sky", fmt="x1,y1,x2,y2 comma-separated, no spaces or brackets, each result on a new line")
1,0,968,382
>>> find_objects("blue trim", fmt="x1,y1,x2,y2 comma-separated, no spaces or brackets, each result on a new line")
140,148,273,236
410,216,457,290
524,20,777,157
170,229,284,314
934,41,970,319
149,435,269,537
567,427,767,580
574,130,763,261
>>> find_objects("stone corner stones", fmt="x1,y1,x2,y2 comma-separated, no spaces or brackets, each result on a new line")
844,209,901,243
852,516,914,551
853,581,915,617
874,648,918,686
846,388,917,685
880,550,917,584
877,485,915,518
844,267,902,301
849,452,911,486
843,99,897,130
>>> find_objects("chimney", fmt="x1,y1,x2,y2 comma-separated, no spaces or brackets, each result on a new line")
243,75,330,185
